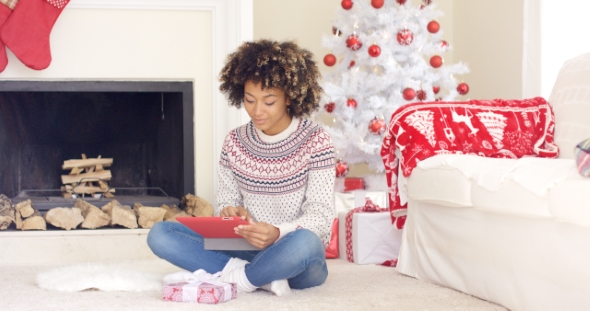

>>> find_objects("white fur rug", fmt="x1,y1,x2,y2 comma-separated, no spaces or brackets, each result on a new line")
36,260,178,292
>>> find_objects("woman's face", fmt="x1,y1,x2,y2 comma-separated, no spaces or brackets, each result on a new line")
243,80,292,136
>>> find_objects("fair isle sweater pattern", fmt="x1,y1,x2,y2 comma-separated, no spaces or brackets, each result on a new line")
217,118,336,245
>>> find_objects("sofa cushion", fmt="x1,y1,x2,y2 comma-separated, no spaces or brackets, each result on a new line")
549,172,590,227
408,154,586,221
549,52,590,159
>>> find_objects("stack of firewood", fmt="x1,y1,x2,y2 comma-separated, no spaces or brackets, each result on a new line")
61,154,115,198
0,193,214,231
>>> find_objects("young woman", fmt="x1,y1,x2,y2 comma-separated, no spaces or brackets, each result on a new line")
147,39,335,296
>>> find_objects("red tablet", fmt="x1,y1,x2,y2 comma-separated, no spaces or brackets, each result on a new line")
176,216,249,238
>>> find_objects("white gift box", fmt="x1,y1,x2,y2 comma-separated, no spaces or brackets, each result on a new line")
335,190,388,213
337,206,404,265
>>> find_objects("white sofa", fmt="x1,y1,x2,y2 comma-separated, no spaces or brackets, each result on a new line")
396,52,590,311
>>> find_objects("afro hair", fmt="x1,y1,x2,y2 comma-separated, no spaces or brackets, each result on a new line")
218,39,323,118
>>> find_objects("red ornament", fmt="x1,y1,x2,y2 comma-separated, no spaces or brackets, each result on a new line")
430,55,443,68
440,40,448,48
420,5,425,9
349,60,355,68
346,98,357,108
396,0,407,5
427,20,440,33
416,90,427,101
423,0,433,5
402,87,416,101
341,0,353,10
332,27,342,36
346,34,362,51
371,0,384,9
323,53,336,66
335,159,349,178
457,82,469,95
368,44,381,57
396,29,413,45
368,118,386,135
433,85,440,94
324,102,335,113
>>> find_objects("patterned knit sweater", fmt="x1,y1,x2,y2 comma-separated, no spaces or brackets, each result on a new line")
216,118,336,246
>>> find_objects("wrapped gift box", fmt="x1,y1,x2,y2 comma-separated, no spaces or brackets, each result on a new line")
338,206,404,265
163,281,237,304
344,178,365,192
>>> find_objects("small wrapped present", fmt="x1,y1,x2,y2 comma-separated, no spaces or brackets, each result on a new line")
338,197,404,265
344,178,365,192
162,270,237,304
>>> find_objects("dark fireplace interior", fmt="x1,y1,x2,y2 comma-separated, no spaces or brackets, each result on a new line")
0,81,194,211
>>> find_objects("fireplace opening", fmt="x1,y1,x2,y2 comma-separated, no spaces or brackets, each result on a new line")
0,81,194,211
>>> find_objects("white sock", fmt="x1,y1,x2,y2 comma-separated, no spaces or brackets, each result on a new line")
220,258,257,293
260,279,291,296
162,269,192,285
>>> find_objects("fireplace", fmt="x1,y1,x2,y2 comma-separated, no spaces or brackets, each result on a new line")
0,81,194,210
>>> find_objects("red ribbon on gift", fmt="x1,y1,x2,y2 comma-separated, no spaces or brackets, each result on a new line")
344,198,388,263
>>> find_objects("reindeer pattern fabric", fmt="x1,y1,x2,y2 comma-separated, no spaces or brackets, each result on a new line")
380,97,559,222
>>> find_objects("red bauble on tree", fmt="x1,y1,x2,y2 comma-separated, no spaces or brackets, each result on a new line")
402,87,416,101
396,29,413,45
423,0,433,5
416,90,427,101
346,34,362,51
324,102,335,113
371,0,384,9
346,98,358,108
396,0,407,5
341,0,353,10
348,60,355,68
335,159,349,178
457,82,469,95
440,40,448,48
433,85,440,94
430,55,443,68
427,20,440,33
323,53,336,66
368,118,386,135
368,44,381,57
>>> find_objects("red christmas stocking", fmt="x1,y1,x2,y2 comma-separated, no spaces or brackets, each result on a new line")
0,2,14,72
0,0,70,70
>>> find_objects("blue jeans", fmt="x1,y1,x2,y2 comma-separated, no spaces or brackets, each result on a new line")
147,221,328,289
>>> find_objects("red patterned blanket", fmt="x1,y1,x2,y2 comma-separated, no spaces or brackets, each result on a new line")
380,97,559,223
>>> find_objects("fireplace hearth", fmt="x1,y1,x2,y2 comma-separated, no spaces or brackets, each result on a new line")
0,81,194,211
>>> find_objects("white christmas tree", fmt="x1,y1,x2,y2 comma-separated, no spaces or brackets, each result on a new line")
319,0,470,175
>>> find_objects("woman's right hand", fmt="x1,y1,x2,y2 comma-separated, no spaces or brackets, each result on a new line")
220,206,249,220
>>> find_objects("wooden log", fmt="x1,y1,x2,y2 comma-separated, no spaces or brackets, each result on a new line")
15,210,22,229
62,158,113,170
101,200,138,229
61,185,115,195
181,194,214,217
44,207,84,230
61,170,112,185
21,214,46,231
68,167,84,175
0,194,14,230
161,204,190,221
133,205,166,229
74,199,111,229
15,200,35,218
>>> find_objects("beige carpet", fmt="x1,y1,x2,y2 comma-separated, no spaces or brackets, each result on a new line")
1,259,507,311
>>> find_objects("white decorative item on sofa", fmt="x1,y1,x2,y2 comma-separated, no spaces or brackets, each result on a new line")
396,52,590,311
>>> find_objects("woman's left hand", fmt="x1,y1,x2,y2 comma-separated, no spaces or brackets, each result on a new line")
234,217,280,249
